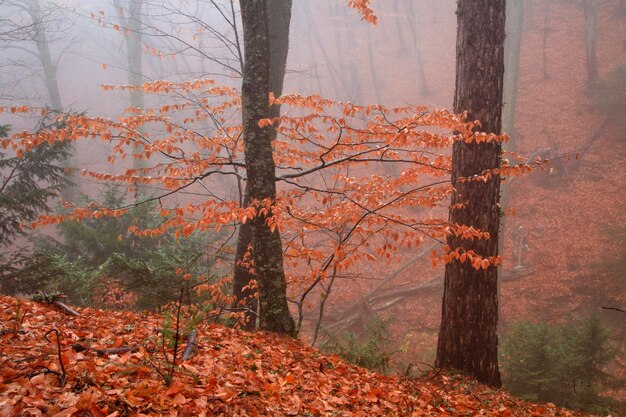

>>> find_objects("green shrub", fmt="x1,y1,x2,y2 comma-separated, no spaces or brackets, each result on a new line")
1,186,225,310
500,316,623,415
320,316,393,373
0,252,95,305
0,122,71,246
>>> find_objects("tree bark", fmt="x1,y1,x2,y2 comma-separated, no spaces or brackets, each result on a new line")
435,0,505,388
233,0,293,331
239,0,295,335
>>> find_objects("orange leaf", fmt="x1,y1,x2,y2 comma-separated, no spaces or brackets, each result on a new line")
113,337,123,348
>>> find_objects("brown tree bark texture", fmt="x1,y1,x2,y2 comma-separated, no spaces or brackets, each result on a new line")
233,0,292,331
239,0,295,335
435,0,505,388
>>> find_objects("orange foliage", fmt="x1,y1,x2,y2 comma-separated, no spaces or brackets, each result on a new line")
346,0,378,25
0,78,539,322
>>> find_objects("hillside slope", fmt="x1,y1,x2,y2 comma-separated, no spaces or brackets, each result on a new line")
0,296,590,417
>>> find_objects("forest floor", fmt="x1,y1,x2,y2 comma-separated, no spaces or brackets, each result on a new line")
0,295,593,417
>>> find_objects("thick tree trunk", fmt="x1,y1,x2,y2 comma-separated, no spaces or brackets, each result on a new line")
435,0,505,388
233,0,293,331
584,0,598,83
239,0,295,335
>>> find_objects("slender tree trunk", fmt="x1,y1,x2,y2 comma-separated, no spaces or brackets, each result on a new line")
113,0,144,111
23,0,76,201
114,0,144,174
404,0,429,97
365,25,382,103
584,0,598,83
239,0,295,335
127,0,144,112
499,0,524,325
435,0,505,388
542,9,550,80
24,0,63,111
393,0,407,53
503,0,524,137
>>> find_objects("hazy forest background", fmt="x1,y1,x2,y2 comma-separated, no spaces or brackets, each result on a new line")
1,0,625,415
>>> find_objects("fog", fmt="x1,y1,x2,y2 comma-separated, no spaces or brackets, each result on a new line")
1,0,624,403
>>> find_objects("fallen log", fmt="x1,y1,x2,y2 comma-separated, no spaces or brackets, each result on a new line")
30,291,80,316
53,301,80,317
325,265,533,334
182,329,198,361
71,343,138,356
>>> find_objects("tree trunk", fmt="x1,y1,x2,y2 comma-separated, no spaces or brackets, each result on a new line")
24,0,63,111
268,0,292,121
499,0,524,326
114,0,144,173
404,0,429,97
23,0,75,201
542,8,550,80
435,0,505,388
126,0,144,112
239,0,295,335
365,25,382,103
584,0,598,83
503,0,524,138
233,0,293,331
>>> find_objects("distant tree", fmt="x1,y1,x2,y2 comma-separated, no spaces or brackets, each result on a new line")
435,0,506,387
589,61,626,133
503,0,524,138
113,0,144,113
0,0,65,110
584,0,598,82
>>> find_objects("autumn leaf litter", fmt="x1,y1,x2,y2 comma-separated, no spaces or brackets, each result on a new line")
0,296,594,417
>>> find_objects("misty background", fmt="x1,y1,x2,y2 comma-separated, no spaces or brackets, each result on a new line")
1,0,624,408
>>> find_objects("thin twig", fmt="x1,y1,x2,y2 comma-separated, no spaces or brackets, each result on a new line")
44,329,66,386
602,306,626,313
172,287,184,369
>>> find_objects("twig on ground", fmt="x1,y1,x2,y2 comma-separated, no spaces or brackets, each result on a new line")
602,306,626,313
70,343,138,355
44,329,66,386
